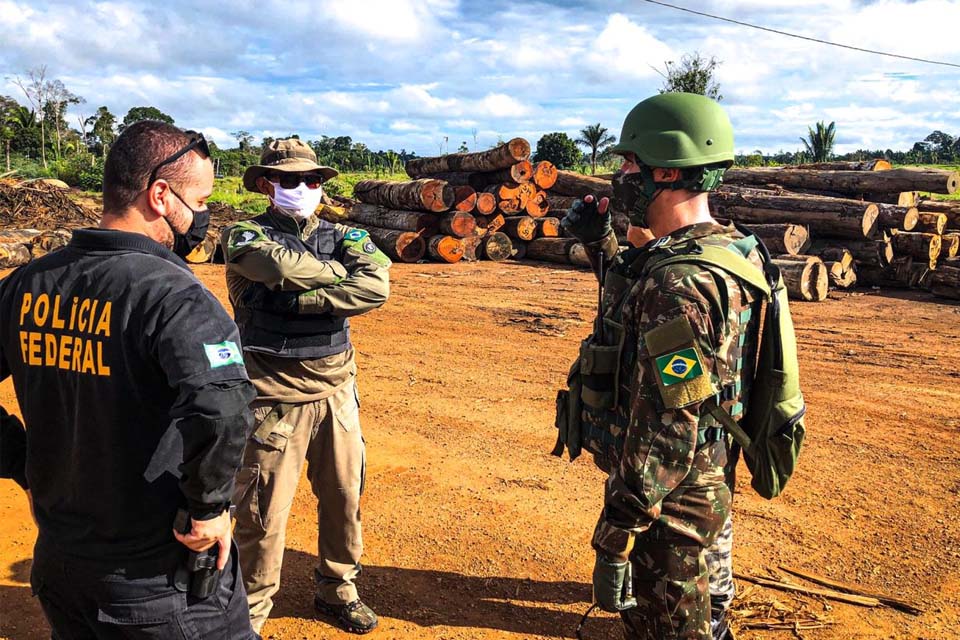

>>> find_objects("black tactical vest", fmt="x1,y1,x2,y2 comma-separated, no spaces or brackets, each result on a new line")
234,212,351,359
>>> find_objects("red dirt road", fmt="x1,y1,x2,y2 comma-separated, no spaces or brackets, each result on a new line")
1,261,959,639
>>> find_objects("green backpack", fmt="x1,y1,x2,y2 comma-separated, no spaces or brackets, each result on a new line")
553,232,805,500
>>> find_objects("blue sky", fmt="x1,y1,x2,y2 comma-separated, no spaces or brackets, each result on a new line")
2,0,960,156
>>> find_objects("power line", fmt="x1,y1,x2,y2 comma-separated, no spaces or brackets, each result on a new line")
640,0,960,69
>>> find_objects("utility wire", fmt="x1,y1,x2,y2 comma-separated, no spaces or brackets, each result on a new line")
640,0,960,69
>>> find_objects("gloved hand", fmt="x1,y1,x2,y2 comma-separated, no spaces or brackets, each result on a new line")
561,194,611,245
592,551,638,613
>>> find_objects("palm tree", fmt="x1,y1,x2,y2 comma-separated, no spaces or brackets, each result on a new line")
576,123,617,175
800,121,836,163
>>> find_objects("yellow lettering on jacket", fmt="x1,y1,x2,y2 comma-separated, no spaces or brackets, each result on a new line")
17,292,114,377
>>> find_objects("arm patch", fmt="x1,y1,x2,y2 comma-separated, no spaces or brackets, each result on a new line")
644,315,717,409
224,222,267,261
342,228,391,268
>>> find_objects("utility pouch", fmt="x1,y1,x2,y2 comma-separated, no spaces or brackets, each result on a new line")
578,318,625,410
552,358,585,461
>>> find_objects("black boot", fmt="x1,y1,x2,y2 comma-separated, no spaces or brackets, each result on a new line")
315,597,379,634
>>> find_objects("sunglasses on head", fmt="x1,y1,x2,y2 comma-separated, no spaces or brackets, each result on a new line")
265,172,325,190
147,131,211,187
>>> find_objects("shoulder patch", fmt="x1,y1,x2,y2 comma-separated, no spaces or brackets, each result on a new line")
226,222,267,257
644,316,717,409
345,229,368,242
204,340,244,368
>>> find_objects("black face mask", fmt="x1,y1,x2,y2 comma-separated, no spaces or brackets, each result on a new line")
167,188,211,258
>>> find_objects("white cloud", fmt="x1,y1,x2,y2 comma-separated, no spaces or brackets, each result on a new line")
584,14,674,81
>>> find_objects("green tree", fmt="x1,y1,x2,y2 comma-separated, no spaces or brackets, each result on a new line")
457,141,469,152
576,123,616,175
0,96,20,171
85,106,117,158
231,130,254,151
120,106,174,132
533,132,582,170
13,66,50,168
800,121,836,163
658,52,723,101
43,79,83,159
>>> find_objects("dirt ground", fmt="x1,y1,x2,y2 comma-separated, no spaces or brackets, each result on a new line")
1,260,959,640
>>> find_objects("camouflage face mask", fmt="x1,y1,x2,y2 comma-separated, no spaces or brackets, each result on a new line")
611,168,660,228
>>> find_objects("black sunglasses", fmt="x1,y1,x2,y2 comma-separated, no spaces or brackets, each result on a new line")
147,131,211,187
264,172,325,190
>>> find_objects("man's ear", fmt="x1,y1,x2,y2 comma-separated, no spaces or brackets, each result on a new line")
652,167,682,182
255,176,273,197
144,180,173,219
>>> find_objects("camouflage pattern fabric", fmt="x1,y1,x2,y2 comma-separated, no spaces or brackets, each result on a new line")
585,221,763,637
620,533,711,640
706,513,735,616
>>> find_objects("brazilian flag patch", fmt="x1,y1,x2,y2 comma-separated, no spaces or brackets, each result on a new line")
655,348,703,386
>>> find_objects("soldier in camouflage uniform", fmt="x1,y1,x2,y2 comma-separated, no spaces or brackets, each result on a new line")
221,139,390,635
563,93,761,640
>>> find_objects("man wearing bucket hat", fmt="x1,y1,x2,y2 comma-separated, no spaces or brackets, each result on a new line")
222,138,390,634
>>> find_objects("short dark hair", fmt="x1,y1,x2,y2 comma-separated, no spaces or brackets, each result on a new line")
102,120,197,214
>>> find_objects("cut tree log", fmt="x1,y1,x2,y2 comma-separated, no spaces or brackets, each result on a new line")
461,235,483,262
889,231,941,267
568,242,591,268
724,167,960,195
710,191,880,239
405,138,530,177
551,170,613,198
475,191,497,215
532,161,558,189
858,256,913,288
929,264,960,299
916,212,947,235
480,161,533,185
536,217,561,238
351,224,426,263
32,229,72,255
874,203,919,231
772,256,828,301
438,211,477,238
480,232,512,262
475,213,505,235
354,179,454,213
501,215,537,242
795,159,892,171
0,229,42,244
348,203,439,233
526,237,578,264
916,199,960,229
426,235,464,263
825,261,857,288
810,238,894,267
510,241,527,260
546,194,578,211
807,246,853,270
486,182,537,215
747,223,810,256
943,233,960,258
451,186,478,213
0,243,32,267
525,189,549,217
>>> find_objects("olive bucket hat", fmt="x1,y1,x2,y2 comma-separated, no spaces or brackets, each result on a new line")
242,138,339,192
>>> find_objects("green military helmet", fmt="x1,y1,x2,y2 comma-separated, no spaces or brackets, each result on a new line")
611,92,734,168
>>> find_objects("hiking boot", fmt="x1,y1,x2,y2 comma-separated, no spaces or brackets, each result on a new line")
314,597,379,634
712,613,736,640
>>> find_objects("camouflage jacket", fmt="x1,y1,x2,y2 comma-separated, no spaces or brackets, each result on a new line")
589,221,763,558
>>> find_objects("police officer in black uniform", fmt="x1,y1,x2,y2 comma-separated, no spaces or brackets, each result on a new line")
0,120,259,639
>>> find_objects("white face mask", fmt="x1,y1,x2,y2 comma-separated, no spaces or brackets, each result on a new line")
269,182,324,220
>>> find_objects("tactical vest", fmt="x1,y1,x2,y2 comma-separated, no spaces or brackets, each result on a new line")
554,233,762,473
234,212,351,359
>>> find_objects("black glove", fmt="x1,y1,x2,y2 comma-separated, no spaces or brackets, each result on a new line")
592,552,638,613
561,196,611,245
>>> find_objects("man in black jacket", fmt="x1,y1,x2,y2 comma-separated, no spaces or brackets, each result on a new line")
0,120,258,639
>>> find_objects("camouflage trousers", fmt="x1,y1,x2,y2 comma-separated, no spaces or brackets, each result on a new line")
706,513,735,616
620,537,711,640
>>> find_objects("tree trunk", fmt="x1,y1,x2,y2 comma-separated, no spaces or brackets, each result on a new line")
351,224,426,263
536,217,561,238
747,223,809,256
805,246,853,270
546,194,578,211
348,203,439,233
4,140,9,172
426,235,464,263
475,161,533,186
354,179,454,213
568,242,591,267
511,241,527,260
871,191,919,207
890,231,941,267
0,243,32,267
928,264,960,298
710,191,880,239
452,186,478,213
874,203,919,231
916,200,960,229
533,161,558,189
502,215,537,242
810,238,894,267
526,237,578,264
795,159,892,171
0,229,43,244
825,260,857,288
858,256,913,288
475,213,505,235
525,189,549,217
916,212,947,235
32,229,72,255
943,233,960,259
724,167,960,195
486,183,536,215
461,235,483,261
772,257,828,301
480,232,512,262
405,138,530,177
551,170,613,198
438,212,476,238
475,191,497,215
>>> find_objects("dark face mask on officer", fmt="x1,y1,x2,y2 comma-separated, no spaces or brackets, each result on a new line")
611,167,664,229
166,187,211,258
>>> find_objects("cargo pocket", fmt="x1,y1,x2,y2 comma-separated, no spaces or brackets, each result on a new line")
233,464,264,533
97,591,188,639
251,403,296,452
333,389,361,433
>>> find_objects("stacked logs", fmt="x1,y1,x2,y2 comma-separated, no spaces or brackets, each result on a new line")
713,161,960,300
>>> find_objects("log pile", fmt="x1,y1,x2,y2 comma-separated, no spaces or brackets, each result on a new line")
717,161,960,301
